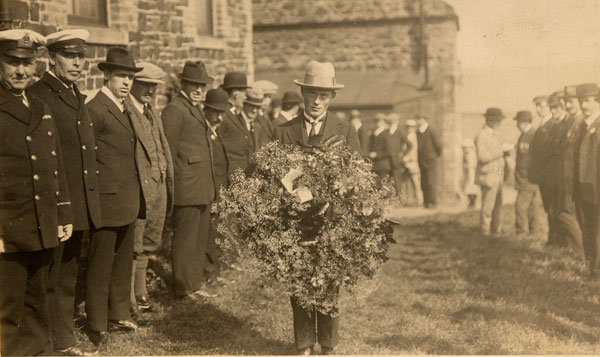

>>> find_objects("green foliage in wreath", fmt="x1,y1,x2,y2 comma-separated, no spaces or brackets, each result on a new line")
216,136,394,315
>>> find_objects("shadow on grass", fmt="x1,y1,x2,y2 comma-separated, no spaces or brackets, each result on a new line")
401,206,600,343
153,299,294,355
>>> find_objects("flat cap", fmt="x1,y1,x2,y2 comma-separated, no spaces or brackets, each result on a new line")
484,107,505,120
533,96,548,104
576,83,599,99
0,29,45,59
514,110,533,122
253,80,278,95
46,29,89,53
244,87,266,107
374,113,387,121
134,62,165,84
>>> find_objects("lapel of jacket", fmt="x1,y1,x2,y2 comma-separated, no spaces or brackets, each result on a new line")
0,87,31,126
124,96,152,157
229,106,249,134
290,112,308,145
177,94,208,130
96,91,134,135
41,72,80,111
27,95,45,134
320,111,341,141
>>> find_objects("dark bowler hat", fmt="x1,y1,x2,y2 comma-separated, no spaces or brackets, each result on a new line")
244,88,266,107
222,71,249,90
204,88,229,111
576,83,599,99
484,107,505,121
564,85,578,99
179,61,213,84
514,110,533,122
0,29,46,59
282,91,302,104
98,47,142,72
548,93,561,108
533,96,548,104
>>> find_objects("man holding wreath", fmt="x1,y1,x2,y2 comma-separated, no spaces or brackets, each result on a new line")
273,60,360,355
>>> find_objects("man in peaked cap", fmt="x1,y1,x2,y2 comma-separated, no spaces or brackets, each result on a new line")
28,28,101,355
162,61,218,299
85,47,143,345
474,108,506,236
548,88,584,253
0,29,74,356
574,83,600,277
513,111,545,237
124,62,174,315
529,94,559,246
273,90,303,127
273,60,360,355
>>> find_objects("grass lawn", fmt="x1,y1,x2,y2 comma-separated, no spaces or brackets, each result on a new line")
75,206,600,355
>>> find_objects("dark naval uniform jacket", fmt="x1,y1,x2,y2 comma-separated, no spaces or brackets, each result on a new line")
87,90,141,227
162,93,216,206
0,87,73,252
218,104,273,173
29,72,101,231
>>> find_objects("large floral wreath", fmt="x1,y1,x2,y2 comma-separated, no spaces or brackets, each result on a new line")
216,136,394,315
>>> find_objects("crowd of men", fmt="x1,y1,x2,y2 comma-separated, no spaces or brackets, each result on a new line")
0,26,447,356
472,86,600,278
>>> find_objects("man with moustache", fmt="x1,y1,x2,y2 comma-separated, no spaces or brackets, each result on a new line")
529,95,558,246
28,29,101,355
0,28,73,357
85,47,143,345
273,60,360,355
124,62,173,313
574,83,600,277
548,89,583,253
162,61,217,299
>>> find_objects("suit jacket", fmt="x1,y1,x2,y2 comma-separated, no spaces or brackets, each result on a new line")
417,125,442,166
386,127,412,171
528,117,558,187
515,127,537,191
29,72,101,231
125,96,174,216
209,128,230,200
162,94,215,206
218,105,273,173
552,113,584,199
474,125,504,188
356,125,371,157
0,87,73,252
576,117,600,205
87,90,141,227
273,111,361,152
369,129,391,173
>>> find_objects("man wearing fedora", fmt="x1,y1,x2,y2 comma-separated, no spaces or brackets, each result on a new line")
219,87,273,173
85,47,143,345
28,29,101,355
574,83,600,277
202,88,230,285
513,110,545,236
125,62,173,313
0,28,74,356
273,60,360,355
475,108,506,236
162,61,217,299
273,90,303,127
529,95,558,245
416,114,443,208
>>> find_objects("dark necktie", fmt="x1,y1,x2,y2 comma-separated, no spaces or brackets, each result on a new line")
306,117,323,138
249,119,255,133
143,105,153,122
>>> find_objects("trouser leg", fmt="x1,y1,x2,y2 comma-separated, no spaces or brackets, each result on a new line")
316,309,339,349
529,188,545,234
515,190,533,233
479,184,498,234
290,296,316,350
108,223,134,322
539,184,557,244
490,183,504,233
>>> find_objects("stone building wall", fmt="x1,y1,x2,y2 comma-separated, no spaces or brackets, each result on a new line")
9,0,253,107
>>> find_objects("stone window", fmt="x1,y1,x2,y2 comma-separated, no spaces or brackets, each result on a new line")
195,0,214,36
67,0,108,26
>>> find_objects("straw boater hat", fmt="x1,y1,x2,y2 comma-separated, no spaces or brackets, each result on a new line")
294,61,344,90
253,79,278,95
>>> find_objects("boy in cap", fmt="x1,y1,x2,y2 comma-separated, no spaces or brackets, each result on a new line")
85,47,143,345
0,29,74,356
162,61,218,299
28,28,101,355
475,108,506,236
513,111,545,236
125,62,174,313
273,60,360,355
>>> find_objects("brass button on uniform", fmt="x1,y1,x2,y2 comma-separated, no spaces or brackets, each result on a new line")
94,146,98,150
47,131,53,136
54,170,58,177
83,170,88,175
82,145,87,151
130,138,134,143
34,195,40,201
55,191,59,197
144,179,148,184
77,121,81,126
96,170,100,174
31,155,37,161
33,174,39,181
51,150,57,157
89,122,94,127
26,136,32,142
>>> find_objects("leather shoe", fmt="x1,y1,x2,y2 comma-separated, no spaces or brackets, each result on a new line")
54,345,85,356
136,295,153,311
298,346,314,355
88,330,108,347
321,346,335,355
108,319,138,332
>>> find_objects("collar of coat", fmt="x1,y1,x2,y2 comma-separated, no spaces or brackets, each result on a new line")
40,72,85,110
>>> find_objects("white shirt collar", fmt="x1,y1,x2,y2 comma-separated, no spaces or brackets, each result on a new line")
49,70,72,89
418,121,428,133
373,126,386,136
586,110,600,127
521,123,533,133
353,122,362,131
389,124,398,135
129,94,146,115
280,110,294,121
101,86,125,112
304,111,326,123
241,110,255,131
180,90,198,106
